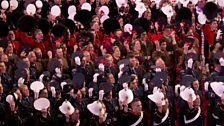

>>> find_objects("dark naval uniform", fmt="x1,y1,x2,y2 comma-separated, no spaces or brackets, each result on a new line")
103,98,119,126
183,106,203,126
153,108,175,126
212,104,224,126
120,111,148,126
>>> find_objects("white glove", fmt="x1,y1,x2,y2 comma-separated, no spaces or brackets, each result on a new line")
180,85,185,92
216,29,222,40
155,68,161,72
187,58,193,68
98,64,105,72
39,74,44,82
99,90,104,101
50,86,56,97
18,77,24,87
88,88,94,97
153,87,159,94
118,71,123,78
144,83,148,91
142,78,147,85
175,84,180,96
204,81,209,92
55,67,62,78
93,73,99,83
219,57,224,66
60,82,67,90
142,78,148,91
122,83,128,89
119,64,125,71
75,57,81,66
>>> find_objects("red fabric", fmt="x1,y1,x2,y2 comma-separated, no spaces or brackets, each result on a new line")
34,40,49,54
15,30,35,48
97,31,104,42
68,36,76,47
12,41,20,53
203,24,217,45
148,32,163,42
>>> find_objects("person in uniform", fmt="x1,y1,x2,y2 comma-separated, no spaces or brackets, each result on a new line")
0,61,13,93
69,88,90,125
206,80,224,126
19,85,34,126
212,93,224,125
129,74,144,100
5,88,23,126
120,98,148,126
148,88,175,126
87,92,108,126
100,82,119,125
33,98,58,126
28,51,43,77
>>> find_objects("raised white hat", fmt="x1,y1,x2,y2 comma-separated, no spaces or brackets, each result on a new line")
51,5,61,17
34,98,50,111
59,100,75,115
180,87,196,102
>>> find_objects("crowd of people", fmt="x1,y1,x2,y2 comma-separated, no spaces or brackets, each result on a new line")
0,0,224,125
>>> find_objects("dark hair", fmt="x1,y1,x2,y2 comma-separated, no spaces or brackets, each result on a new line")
131,98,141,105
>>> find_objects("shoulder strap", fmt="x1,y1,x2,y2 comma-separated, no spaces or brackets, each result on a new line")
153,109,170,126
184,107,201,124
130,111,144,126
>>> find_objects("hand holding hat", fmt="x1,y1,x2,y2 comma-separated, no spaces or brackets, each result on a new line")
119,83,134,104
99,108,107,123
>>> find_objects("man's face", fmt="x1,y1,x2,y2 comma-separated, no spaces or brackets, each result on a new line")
23,58,30,68
160,42,167,51
35,49,42,59
107,74,115,84
106,56,113,66
28,52,37,63
131,101,142,113
56,48,63,58
155,58,166,70
6,43,14,53
0,62,6,73
8,31,15,41
22,86,30,97
129,57,137,67
193,80,199,90
210,21,218,31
